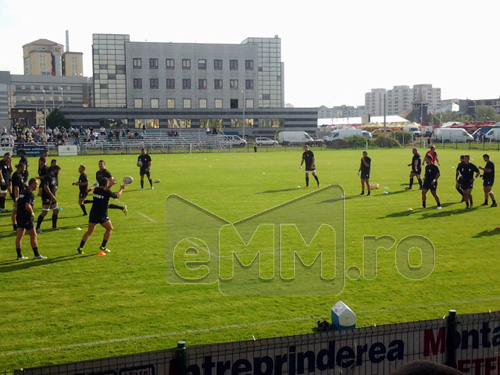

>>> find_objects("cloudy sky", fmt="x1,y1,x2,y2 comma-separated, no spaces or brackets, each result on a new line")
1,0,499,108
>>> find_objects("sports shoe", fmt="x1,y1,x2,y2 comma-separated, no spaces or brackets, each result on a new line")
405,187,412,190
481,202,488,206
17,255,28,260
0,208,9,213
436,206,442,210
100,246,111,253
151,186,154,190
52,227,62,231
140,188,144,191
122,206,128,216
77,247,84,254
419,205,425,209
492,203,497,207
34,255,47,260
36,228,42,234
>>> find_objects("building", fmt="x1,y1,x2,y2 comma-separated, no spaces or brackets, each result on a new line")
365,84,441,117
22,39,83,77
317,105,366,119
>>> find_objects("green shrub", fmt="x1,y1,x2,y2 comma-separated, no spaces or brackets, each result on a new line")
326,139,351,149
392,131,413,145
346,135,373,148
374,136,401,148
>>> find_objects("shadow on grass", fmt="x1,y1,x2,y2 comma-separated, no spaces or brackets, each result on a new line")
0,253,94,273
419,204,478,219
472,228,500,238
257,188,303,193
0,224,87,239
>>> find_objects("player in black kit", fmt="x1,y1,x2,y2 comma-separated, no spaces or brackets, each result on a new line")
457,155,480,209
11,162,26,230
77,177,126,254
479,154,497,207
15,178,47,260
420,155,442,209
0,152,13,213
405,148,422,190
72,165,89,215
300,145,320,188
358,151,371,196
137,148,153,190
455,155,465,202
36,165,61,232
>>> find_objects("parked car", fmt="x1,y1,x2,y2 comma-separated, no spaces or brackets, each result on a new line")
484,128,500,142
278,131,315,146
255,137,278,146
472,127,492,141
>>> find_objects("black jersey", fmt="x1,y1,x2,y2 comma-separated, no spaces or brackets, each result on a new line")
483,161,495,182
458,163,479,182
96,169,112,185
424,163,440,181
38,165,49,187
360,156,371,175
302,150,315,168
0,159,12,183
78,173,89,193
411,153,421,172
17,189,35,221
42,173,58,197
138,154,152,170
456,162,465,178
19,155,29,179
90,187,118,218
11,171,24,198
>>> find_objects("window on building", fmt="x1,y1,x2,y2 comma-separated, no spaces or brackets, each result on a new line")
166,58,175,69
199,98,207,109
214,59,223,70
166,79,175,89
230,60,238,70
99,64,108,70
230,79,238,90
215,99,223,108
151,98,159,108
133,58,142,69
246,98,254,109
183,79,191,89
198,79,207,89
149,58,158,69
183,98,192,109
182,59,191,70
150,78,159,89
198,59,207,70
134,98,143,108
245,80,254,90
133,78,142,89
214,79,223,89
230,99,238,109
116,65,126,74
245,60,254,71
167,98,175,108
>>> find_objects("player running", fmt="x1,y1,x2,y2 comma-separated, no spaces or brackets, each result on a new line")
77,177,126,255
36,165,61,233
479,154,497,207
455,155,465,202
420,155,442,209
137,148,153,190
457,155,480,209
15,178,47,260
405,148,422,190
358,151,371,196
300,145,320,188
72,165,89,215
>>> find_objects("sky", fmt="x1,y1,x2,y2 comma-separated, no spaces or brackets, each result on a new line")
1,0,499,108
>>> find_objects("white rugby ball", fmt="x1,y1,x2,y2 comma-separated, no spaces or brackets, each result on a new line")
137,160,143,167
154,178,161,183
123,176,134,184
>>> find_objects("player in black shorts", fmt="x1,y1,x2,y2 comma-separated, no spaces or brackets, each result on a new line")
420,155,442,209
77,177,126,255
358,151,371,196
15,178,47,260
479,154,497,207
36,165,61,232
0,152,13,213
37,156,49,197
11,162,26,231
137,148,153,190
85,160,127,215
72,165,89,215
457,155,480,209
406,148,422,190
300,145,320,188
455,155,465,202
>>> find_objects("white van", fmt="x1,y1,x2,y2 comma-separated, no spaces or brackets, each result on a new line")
216,135,247,147
433,128,473,143
278,131,315,146
484,128,500,141
403,125,421,137
324,128,363,143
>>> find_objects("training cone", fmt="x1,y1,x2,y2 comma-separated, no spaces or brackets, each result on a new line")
97,251,107,256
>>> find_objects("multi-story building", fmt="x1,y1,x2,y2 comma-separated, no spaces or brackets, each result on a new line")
365,84,441,117
22,39,83,77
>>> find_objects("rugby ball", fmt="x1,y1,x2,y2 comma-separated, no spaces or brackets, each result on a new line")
123,176,134,185
137,160,143,167
154,178,161,183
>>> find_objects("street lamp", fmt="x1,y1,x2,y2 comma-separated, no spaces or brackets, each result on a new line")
42,89,47,130
241,90,246,140
60,87,64,107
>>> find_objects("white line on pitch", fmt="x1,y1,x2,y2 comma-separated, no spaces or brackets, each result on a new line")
137,212,158,223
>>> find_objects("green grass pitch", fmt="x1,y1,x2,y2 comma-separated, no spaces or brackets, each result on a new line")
1,148,500,371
